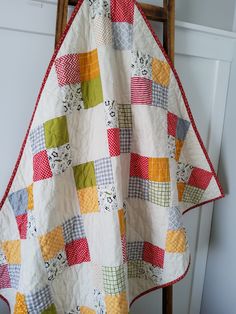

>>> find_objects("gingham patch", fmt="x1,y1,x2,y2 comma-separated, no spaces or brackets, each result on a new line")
149,181,171,207
128,177,149,201
25,285,54,313
118,104,132,128
127,241,144,260
29,125,46,155
127,260,145,278
94,157,114,186
120,128,132,153
102,265,126,295
168,207,184,230
8,264,21,289
62,215,86,244
182,185,204,204
152,82,168,110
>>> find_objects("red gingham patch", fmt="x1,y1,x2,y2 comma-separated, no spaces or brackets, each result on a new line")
121,235,127,263
54,54,80,87
16,214,28,239
0,265,11,289
131,77,152,105
188,167,213,190
107,128,120,157
130,153,149,180
111,0,134,24
33,150,53,182
65,238,90,266
167,112,178,137
143,241,165,268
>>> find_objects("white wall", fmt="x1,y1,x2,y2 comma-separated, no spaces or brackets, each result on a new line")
200,37,236,314
141,0,236,31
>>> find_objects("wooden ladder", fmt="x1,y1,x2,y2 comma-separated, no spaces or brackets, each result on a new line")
55,1,175,314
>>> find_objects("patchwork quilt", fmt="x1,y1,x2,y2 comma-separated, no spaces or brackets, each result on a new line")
0,0,224,313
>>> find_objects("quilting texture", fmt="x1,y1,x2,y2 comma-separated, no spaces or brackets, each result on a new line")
0,0,224,313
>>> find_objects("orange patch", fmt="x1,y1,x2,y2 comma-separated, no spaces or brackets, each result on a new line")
27,184,34,210
152,58,170,87
166,228,187,253
78,186,99,214
105,292,128,314
1,240,21,264
79,49,100,82
175,139,184,161
118,209,126,236
148,158,170,182
39,226,65,261
14,293,27,314
177,182,185,201
80,306,96,314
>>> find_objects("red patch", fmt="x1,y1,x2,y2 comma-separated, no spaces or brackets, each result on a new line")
121,235,127,263
0,265,11,289
33,150,53,182
167,112,178,137
16,214,28,239
143,241,165,268
55,54,80,87
188,167,213,190
107,128,120,157
130,153,149,180
65,238,90,266
131,77,152,105
111,0,134,24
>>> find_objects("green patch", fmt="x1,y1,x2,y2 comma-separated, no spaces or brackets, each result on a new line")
41,304,57,314
81,75,103,109
44,116,69,149
182,185,204,204
73,162,96,190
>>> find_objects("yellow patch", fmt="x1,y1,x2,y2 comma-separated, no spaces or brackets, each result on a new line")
78,186,99,214
1,240,21,264
177,182,185,201
80,306,96,314
175,139,184,161
105,292,128,314
79,49,100,82
152,58,170,87
165,228,187,253
27,184,34,210
118,209,126,236
148,158,170,182
14,293,28,314
39,226,65,261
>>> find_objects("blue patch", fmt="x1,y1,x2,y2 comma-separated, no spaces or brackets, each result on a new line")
8,189,28,216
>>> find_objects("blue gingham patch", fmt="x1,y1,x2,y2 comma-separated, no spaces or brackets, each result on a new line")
152,82,168,110
94,157,114,186
128,177,149,201
62,215,86,244
127,242,144,260
25,285,54,313
29,124,46,155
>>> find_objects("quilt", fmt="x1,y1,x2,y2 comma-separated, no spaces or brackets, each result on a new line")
0,0,224,313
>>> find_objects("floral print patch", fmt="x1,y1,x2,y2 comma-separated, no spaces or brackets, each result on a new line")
27,211,37,238
104,100,119,129
60,83,84,114
168,135,176,159
131,50,152,80
47,143,72,175
94,289,106,314
45,250,68,281
176,162,193,183
89,0,111,19
98,185,118,212
143,262,163,284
